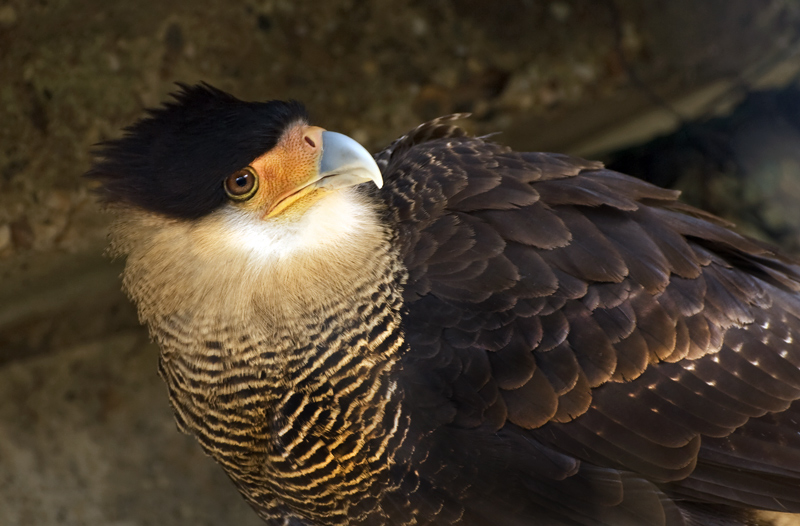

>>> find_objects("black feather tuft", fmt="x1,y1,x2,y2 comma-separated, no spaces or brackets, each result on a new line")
86,83,308,219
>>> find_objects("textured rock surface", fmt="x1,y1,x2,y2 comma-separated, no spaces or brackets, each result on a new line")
2,0,800,524
0,332,262,525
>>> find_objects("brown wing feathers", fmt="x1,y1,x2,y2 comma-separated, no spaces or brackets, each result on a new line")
382,128,800,520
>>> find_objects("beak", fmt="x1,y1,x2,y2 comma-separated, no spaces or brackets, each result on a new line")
263,127,383,218
316,131,383,190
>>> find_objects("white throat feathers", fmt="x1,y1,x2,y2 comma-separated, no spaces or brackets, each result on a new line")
109,187,391,332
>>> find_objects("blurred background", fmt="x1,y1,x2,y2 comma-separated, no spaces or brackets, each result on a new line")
2,0,800,524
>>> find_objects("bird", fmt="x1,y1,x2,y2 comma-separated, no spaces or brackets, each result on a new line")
88,83,800,526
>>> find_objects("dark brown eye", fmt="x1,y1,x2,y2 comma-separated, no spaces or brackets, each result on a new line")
224,167,259,200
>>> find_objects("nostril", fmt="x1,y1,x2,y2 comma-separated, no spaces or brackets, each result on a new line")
304,135,316,148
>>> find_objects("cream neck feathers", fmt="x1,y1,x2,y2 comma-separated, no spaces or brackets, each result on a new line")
109,188,390,331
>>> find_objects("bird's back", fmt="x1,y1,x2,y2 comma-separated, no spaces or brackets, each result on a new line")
375,118,800,525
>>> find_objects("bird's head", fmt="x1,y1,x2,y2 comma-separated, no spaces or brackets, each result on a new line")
88,84,389,322
89,83,382,233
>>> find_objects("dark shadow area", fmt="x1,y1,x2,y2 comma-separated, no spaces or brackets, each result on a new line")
607,86,800,253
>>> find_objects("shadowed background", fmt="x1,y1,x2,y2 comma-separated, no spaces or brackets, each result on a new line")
2,1,800,524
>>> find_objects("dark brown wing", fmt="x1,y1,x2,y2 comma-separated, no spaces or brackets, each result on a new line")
378,125,800,525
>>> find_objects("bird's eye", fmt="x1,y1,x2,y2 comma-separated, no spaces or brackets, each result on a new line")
224,167,259,200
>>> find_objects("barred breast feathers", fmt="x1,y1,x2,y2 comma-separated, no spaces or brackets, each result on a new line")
108,184,409,524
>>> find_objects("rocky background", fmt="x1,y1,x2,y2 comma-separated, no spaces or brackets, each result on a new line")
2,1,800,525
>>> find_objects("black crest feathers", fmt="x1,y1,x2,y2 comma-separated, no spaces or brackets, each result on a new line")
86,83,308,219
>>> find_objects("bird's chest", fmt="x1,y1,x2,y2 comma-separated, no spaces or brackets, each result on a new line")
156,319,408,525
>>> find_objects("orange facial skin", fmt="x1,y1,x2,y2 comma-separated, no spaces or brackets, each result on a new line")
237,122,327,220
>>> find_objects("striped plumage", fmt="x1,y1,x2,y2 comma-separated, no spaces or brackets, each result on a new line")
90,85,800,526
154,234,408,524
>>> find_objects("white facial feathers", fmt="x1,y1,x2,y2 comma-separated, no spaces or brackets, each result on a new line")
218,188,379,262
